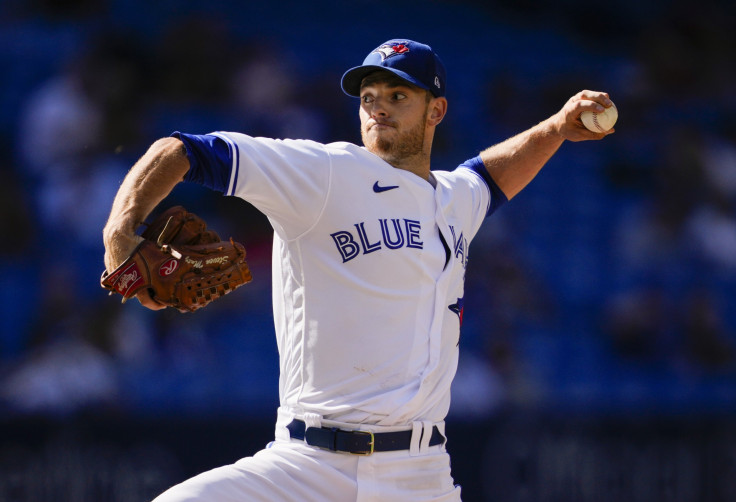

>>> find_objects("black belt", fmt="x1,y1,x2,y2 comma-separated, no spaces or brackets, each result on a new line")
286,419,445,455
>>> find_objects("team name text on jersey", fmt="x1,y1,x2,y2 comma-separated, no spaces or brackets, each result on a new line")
330,218,423,262
449,225,469,269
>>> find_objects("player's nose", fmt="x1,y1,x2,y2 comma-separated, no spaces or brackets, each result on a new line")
368,98,389,117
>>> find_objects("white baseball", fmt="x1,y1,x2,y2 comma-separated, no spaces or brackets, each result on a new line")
580,102,618,133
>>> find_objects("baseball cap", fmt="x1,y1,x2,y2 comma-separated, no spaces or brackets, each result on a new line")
341,39,446,98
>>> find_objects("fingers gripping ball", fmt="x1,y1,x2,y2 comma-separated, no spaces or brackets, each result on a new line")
581,102,618,133
101,206,252,312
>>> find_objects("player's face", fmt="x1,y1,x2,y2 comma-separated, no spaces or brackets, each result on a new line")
359,79,431,166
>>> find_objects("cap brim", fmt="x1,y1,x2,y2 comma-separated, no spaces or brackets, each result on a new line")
340,65,430,97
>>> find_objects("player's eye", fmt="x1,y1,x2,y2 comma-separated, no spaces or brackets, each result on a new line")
361,95,374,104
393,92,407,101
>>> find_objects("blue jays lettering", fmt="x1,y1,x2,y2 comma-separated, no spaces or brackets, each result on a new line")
330,218,423,262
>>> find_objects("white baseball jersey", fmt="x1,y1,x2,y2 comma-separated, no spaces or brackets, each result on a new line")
174,131,504,428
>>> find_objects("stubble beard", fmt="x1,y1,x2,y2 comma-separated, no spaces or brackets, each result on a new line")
362,114,428,167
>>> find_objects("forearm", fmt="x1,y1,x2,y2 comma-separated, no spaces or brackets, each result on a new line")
103,137,190,270
480,116,564,200
481,90,615,200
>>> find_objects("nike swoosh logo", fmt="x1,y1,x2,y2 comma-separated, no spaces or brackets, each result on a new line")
373,181,399,193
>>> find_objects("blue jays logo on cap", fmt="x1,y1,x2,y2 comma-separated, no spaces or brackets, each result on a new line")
341,39,446,98
374,42,410,61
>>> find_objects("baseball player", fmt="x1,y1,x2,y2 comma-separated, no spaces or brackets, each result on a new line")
103,39,614,501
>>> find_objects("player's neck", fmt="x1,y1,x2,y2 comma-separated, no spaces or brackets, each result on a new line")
371,141,433,181
390,156,432,181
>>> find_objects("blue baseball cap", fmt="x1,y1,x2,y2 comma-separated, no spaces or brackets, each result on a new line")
341,39,446,98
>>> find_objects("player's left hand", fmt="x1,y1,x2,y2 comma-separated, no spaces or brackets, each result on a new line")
554,90,615,142
101,206,253,312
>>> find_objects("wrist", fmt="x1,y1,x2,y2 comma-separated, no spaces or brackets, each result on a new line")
541,113,565,139
103,223,143,271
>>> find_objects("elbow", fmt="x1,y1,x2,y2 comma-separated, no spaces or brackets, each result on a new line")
149,136,190,180
151,136,187,160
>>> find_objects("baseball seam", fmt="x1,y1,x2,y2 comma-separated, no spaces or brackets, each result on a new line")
592,113,603,132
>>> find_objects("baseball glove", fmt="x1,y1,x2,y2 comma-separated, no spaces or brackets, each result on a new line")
101,206,252,312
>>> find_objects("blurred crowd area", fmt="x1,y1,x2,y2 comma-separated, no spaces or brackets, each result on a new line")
1,0,736,422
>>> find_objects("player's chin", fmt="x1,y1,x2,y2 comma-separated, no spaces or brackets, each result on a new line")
366,140,395,159
363,131,392,152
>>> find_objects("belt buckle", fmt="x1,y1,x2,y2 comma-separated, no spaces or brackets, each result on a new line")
350,430,374,455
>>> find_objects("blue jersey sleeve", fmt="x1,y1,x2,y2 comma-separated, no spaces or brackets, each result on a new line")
460,155,508,216
171,132,232,193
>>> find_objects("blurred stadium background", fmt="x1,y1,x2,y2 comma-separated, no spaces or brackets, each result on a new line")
1,0,735,500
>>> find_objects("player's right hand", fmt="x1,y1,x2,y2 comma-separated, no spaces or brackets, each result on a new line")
555,90,615,142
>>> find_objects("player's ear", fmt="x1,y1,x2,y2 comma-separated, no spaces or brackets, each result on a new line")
427,97,447,127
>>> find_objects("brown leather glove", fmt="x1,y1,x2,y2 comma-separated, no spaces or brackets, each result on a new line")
101,206,252,312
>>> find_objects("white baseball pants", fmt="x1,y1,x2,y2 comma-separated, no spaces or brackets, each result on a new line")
151,425,461,501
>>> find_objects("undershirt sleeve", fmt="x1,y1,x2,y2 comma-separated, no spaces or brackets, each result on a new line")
171,131,232,193
459,155,508,217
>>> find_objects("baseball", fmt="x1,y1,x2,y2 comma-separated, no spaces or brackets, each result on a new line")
581,102,618,133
